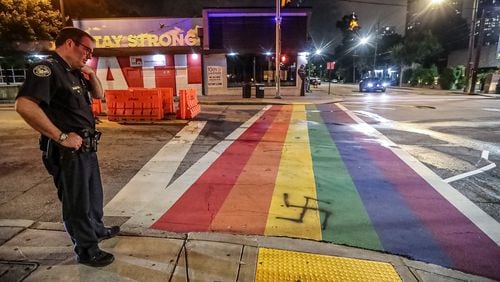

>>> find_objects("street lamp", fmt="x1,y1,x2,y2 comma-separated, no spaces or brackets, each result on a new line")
353,36,369,82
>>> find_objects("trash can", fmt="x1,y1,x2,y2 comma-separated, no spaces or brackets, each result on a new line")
242,82,251,98
255,83,265,98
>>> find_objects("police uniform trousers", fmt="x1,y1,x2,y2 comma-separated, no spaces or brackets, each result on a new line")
42,146,107,257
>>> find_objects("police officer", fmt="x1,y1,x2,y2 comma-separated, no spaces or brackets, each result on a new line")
15,27,119,267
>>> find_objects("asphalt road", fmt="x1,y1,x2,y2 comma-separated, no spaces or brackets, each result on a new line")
1,85,498,224
336,85,500,222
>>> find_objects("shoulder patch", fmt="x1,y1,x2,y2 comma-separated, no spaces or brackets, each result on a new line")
33,65,51,77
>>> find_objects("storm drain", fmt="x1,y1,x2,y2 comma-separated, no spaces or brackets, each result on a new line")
415,105,436,109
255,248,401,282
0,261,38,281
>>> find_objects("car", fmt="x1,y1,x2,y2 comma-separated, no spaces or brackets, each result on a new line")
359,77,386,92
309,77,321,85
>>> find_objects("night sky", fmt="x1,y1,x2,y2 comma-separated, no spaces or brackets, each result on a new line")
62,0,406,52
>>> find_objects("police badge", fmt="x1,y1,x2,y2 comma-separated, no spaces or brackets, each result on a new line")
33,65,51,77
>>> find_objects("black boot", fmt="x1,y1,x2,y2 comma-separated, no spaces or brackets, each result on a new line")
77,249,115,267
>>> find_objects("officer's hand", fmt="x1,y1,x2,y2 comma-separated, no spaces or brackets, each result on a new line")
60,132,83,150
80,65,95,76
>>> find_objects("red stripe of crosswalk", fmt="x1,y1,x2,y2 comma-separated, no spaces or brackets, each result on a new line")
152,106,283,232
209,106,292,234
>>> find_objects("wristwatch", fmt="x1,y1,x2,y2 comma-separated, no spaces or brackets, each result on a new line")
58,132,69,143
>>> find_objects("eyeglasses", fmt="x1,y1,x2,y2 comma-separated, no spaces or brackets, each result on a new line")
73,40,93,57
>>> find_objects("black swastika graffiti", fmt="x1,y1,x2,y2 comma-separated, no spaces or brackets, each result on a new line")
276,193,332,230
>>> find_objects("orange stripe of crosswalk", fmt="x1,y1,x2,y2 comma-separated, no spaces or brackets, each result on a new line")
209,105,293,234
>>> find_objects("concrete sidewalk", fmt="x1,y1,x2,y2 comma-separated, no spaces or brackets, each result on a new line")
0,220,493,281
197,90,342,105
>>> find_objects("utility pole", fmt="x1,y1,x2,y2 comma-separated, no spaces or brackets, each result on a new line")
353,51,356,83
198,27,206,96
464,0,479,94
275,0,282,99
469,8,486,94
373,21,379,73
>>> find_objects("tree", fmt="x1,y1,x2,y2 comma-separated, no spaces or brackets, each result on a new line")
0,0,62,63
57,0,140,19
419,6,469,53
336,12,360,46
334,13,363,82
374,33,403,72
438,67,455,90
390,30,442,86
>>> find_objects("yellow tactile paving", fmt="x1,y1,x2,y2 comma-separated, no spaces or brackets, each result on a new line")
255,248,401,282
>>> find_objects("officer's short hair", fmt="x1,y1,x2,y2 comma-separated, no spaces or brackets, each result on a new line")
55,27,95,47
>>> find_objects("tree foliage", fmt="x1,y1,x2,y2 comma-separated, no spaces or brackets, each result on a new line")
57,0,140,18
409,64,438,86
0,0,62,56
0,0,62,42
390,30,442,67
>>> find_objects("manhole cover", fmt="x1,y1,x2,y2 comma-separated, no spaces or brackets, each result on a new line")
0,261,38,281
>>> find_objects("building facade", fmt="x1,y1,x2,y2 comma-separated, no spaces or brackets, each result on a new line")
70,8,310,97
73,18,203,96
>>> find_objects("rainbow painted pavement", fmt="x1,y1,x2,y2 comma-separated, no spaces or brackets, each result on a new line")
129,104,499,280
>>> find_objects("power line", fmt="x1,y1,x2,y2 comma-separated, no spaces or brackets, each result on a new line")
337,0,407,7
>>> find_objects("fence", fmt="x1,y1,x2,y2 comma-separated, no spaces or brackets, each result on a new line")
0,67,26,84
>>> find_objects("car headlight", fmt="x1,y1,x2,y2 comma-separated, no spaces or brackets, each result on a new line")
382,82,389,87
367,83,373,87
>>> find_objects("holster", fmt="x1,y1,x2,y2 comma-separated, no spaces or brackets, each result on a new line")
39,135,59,176
79,129,101,152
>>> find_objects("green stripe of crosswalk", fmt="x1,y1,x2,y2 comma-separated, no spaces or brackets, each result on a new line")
306,105,383,250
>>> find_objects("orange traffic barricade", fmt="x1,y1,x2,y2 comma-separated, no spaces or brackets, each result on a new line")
176,88,200,120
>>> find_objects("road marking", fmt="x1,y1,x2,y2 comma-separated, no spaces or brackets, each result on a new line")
444,163,496,183
444,150,496,183
121,106,272,229
354,111,390,123
338,103,500,246
369,107,395,110
265,104,322,240
104,121,207,216
483,108,500,112
481,150,490,160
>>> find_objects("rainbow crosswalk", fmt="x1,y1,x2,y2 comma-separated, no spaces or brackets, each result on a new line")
149,104,500,280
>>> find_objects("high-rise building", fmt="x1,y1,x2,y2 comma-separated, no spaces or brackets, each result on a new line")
406,0,465,32
478,0,500,46
381,26,397,36
407,0,498,46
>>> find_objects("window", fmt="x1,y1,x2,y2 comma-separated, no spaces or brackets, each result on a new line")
226,54,297,88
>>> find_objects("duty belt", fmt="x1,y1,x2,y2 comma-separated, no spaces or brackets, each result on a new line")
79,129,102,152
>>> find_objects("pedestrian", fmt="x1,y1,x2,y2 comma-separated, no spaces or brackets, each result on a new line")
15,27,119,267
298,64,306,96
305,66,312,93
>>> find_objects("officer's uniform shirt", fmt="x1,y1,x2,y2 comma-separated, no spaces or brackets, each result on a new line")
17,52,95,133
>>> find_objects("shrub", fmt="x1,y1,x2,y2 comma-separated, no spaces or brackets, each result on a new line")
454,65,465,89
439,68,455,90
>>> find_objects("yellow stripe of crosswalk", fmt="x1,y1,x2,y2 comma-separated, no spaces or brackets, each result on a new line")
264,104,322,240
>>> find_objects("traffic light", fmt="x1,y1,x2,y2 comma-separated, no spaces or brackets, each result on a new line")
348,12,359,31
281,0,291,7
281,54,287,63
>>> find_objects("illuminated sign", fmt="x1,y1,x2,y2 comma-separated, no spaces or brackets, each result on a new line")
207,66,223,88
73,18,202,48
